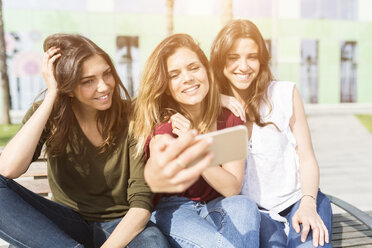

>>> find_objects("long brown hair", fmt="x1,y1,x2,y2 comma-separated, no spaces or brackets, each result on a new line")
41,34,130,156
210,19,274,127
130,33,221,156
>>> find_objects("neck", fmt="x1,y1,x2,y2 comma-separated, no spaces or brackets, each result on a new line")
72,102,98,124
183,103,202,126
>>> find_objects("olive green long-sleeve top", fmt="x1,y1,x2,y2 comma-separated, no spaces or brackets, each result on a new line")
23,102,153,221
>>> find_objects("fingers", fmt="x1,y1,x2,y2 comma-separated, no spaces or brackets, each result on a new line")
292,215,301,233
300,220,310,243
170,113,191,134
323,222,329,244
311,221,320,247
230,98,246,122
312,219,328,247
220,95,246,122
42,47,61,92
169,152,214,191
292,212,329,247
145,131,213,193
148,130,210,178
162,130,197,162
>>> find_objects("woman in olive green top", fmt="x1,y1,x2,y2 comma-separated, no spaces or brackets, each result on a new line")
0,34,170,248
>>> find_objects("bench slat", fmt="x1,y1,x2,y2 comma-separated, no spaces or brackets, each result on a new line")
20,161,48,178
333,236,372,247
15,178,50,195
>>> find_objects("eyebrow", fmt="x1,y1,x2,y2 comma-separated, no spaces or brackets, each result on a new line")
168,61,200,73
80,67,111,80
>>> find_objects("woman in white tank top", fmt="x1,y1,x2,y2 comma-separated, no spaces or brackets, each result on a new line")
211,19,332,248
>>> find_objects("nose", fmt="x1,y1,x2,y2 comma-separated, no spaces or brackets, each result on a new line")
182,71,194,83
97,78,109,92
238,59,249,72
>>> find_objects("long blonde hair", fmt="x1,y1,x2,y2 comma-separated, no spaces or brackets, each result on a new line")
130,33,221,157
42,34,131,156
210,19,274,127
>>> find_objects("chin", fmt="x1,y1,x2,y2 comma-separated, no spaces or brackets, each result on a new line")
232,82,251,90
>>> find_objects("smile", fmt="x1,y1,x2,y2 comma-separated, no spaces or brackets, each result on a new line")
94,93,110,101
234,73,251,80
182,85,200,94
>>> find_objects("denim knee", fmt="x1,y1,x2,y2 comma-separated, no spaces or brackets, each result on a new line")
222,195,260,223
128,222,170,248
0,174,9,186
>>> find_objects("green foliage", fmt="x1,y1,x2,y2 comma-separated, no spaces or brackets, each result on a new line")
355,114,372,133
0,124,21,146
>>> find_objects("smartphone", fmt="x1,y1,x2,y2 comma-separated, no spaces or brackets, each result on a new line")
188,125,248,167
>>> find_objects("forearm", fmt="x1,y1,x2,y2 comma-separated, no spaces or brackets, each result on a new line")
299,157,320,200
101,208,150,248
0,92,56,178
202,160,244,197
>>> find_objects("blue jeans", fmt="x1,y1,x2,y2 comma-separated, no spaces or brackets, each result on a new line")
0,174,169,248
151,195,260,248
259,191,333,248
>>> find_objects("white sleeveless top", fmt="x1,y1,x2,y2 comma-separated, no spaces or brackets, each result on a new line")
241,81,302,213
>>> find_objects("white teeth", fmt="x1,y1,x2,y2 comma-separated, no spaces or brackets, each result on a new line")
235,74,249,80
96,94,108,100
183,85,199,93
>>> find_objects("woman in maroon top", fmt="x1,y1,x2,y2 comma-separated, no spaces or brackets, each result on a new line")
130,33,260,248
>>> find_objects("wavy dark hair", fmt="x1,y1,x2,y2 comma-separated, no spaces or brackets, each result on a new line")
41,33,130,156
210,19,275,127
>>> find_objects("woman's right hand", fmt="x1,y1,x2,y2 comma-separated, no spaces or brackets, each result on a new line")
220,94,246,122
42,47,61,95
145,130,214,193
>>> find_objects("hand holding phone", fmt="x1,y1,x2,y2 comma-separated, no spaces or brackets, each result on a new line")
188,125,248,167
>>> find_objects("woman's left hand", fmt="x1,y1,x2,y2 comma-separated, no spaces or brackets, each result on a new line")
220,94,246,122
292,197,329,247
170,113,191,136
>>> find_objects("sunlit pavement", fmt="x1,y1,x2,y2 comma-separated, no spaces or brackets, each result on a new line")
306,104,372,214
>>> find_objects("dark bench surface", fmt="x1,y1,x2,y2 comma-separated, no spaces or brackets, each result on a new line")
332,210,372,247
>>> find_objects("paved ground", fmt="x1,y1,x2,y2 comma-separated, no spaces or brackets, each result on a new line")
1,104,372,247
306,105,372,214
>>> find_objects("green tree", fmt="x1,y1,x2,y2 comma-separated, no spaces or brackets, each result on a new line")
0,0,11,124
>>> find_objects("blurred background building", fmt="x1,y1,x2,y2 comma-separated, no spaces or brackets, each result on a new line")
1,0,372,121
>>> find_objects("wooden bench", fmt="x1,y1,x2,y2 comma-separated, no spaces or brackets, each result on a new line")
328,194,372,247
14,157,51,197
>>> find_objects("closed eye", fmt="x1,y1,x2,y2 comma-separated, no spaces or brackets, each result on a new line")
169,72,179,79
81,79,94,85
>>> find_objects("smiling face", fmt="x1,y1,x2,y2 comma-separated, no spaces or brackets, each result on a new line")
72,54,115,113
167,47,209,111
223,38,260,95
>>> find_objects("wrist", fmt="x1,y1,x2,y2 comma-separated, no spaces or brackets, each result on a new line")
46,89,58,99
300,194,317,207
301,194,316,201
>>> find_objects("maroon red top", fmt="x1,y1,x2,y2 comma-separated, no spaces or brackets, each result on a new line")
145,108,244,205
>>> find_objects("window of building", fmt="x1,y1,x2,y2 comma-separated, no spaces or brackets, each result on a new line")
300,40,318,103
340,41,357,103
